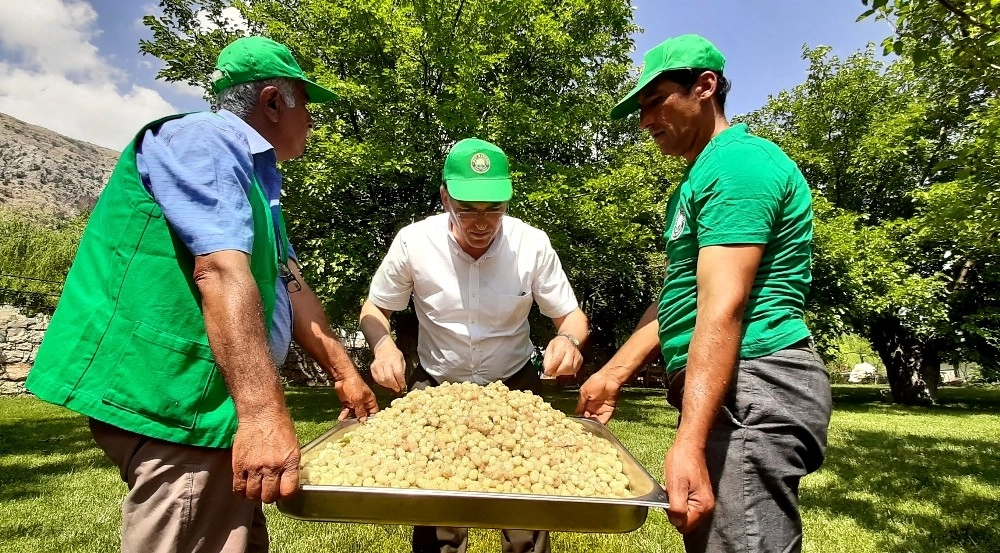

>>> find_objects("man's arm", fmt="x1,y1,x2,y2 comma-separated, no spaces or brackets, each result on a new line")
575,301,660,423
359,299,407,393
541,307,589,378
193,250,298,504
286,261,378,421
664,243,763,533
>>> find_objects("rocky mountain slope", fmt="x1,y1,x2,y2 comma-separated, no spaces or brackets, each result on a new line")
0,112,118,217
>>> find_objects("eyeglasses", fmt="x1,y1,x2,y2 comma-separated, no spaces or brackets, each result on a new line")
450,205,507,221
279,263,302,293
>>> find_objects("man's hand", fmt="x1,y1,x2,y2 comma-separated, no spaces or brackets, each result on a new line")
231,407,300,504
575,370,622,424
335,374,380,421
369,339,407,393
663,442,715,534
542,334,583,378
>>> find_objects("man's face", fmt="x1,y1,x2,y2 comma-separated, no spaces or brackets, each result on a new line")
445,195,507,251
637,77,704,159
273,82,313,161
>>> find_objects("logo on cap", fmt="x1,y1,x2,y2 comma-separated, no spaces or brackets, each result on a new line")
470,153,491,174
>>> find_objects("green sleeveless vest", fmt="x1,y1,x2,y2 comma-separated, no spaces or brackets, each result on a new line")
26,113,287,448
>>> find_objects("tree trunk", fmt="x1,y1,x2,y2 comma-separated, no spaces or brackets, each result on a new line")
868,315,938,405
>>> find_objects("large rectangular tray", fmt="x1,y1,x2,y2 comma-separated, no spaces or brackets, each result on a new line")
276,417,668,533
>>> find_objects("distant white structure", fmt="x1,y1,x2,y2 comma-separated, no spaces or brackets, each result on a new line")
849,362,878,383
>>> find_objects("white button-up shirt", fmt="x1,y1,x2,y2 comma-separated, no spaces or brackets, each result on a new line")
368,213,578,384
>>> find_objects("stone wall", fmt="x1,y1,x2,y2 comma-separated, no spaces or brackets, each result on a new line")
0,305,48,395
0,304,370,395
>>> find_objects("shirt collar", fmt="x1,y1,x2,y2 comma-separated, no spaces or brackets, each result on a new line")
216,109,275,155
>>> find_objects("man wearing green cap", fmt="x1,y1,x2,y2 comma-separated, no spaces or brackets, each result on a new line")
577,34,832,553
360,138,589,553
25,36,378,552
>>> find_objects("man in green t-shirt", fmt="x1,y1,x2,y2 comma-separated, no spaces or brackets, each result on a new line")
576,34,832,553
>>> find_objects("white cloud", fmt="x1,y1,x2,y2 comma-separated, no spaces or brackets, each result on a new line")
196,7,249,33
159,77,210,100
0,0,178,150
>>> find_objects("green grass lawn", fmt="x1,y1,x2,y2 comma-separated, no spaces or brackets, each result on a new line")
2,385,998,552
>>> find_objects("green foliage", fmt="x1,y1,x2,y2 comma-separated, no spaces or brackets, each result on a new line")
860,0,1000,93
519,141,684,357
858,0,1000,374
825,333,885,374
742,41,999,400
0,208,84,313
141,0,664,358
741,48,951,346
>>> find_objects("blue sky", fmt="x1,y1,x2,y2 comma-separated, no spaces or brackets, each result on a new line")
0,1,893,150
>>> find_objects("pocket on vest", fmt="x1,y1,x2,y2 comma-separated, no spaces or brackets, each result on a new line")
102,322,216,430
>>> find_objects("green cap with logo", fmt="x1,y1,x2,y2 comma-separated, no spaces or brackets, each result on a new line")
211,36,337,103
610,34,725,119
442,138,513,202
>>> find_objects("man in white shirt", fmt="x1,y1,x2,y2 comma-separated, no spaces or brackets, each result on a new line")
360,137,589,553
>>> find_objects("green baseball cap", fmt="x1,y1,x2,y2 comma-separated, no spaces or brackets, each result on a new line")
211,36,337,103
442,138,513,202
610,34,725,119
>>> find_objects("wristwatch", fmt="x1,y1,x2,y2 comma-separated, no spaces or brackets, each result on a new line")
556,332,581,351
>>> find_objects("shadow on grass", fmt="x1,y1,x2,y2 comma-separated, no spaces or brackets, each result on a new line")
807,427,1000,553
0,414,104,503
830,385,1000,414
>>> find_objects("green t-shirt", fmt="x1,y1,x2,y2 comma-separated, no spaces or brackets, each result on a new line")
657,123,813,373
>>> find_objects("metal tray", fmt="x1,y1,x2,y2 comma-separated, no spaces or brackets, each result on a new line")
276,417,668,533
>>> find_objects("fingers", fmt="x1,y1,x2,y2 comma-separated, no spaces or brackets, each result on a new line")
352,393,375,422
596,409,614,425
371,359,403,393
543,350,569,377
664,479,688,531
363,393,380,419
391,362,406,395
337,406,352,421
574,389,589,416
541,343,558,376
245,471,263,501
233,466,248,498
682,500,712,534
260,472,280,503
278,464,299,500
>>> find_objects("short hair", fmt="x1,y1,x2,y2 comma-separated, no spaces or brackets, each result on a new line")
214,77,299,118
651,68,731,112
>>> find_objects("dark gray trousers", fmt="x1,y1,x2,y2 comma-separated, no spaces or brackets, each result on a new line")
670,343,832,553
408,363,551,553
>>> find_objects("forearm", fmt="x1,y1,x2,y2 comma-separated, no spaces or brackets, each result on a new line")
601,302,661,384
290,279,362,383
196,255,285,417
675,307,743,450
555,308,589,347
359,300,394,351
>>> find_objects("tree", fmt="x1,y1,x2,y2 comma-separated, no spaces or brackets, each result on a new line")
740,46,986,403
860,0,1000,385
0,208,85,314
140,0,669,364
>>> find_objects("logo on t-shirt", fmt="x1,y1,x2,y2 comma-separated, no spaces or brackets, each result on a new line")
670,208,686,241
470,153,491,174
